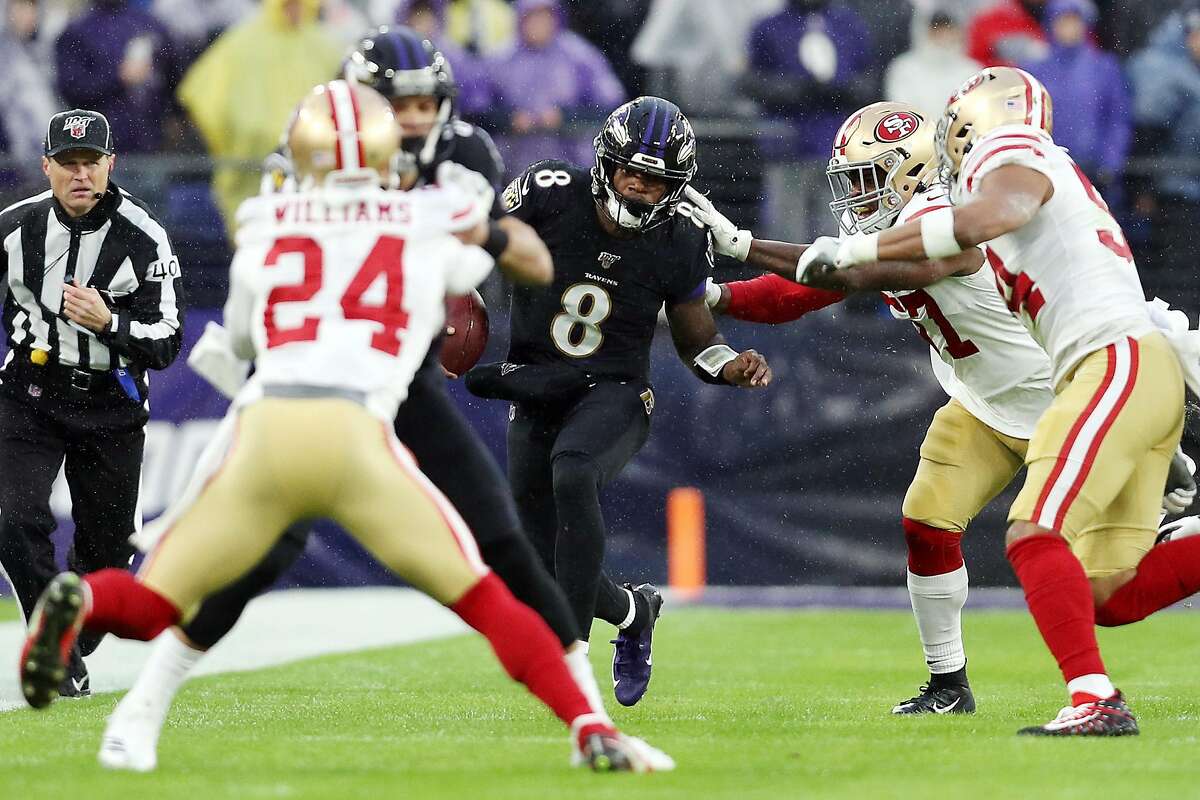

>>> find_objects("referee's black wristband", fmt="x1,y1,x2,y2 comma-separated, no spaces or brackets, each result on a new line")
482,221,509,259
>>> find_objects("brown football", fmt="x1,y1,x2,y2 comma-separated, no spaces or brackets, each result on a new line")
439,289,489,377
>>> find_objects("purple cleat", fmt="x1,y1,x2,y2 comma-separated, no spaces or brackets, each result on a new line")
610,583,663,707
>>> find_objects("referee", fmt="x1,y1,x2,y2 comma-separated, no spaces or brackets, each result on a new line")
0,109,183,697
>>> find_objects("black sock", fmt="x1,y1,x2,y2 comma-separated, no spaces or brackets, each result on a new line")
929,664,969,689
622,586,650,638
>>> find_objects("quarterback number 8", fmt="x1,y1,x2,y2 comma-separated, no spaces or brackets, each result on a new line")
551,283,611,358
534,169,572,188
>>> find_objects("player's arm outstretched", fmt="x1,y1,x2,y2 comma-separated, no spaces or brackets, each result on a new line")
686,186,983,309
665,297,771,387
821,165,1052,269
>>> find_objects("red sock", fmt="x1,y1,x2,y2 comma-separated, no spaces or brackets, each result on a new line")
1096,536,1200,626
452,572,610,738
903,518,964,575
1006,533,1106,698
83,568,180,641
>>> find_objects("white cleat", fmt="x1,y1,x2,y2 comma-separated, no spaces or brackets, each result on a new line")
570,731,676,773
97,700,165,772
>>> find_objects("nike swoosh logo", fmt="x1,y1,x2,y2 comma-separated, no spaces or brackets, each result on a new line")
932,698,960,714
644,656,652,667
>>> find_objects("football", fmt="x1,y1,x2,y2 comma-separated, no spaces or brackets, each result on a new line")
439,289,489,377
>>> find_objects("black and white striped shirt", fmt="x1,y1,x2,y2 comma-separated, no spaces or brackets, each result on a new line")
0,182,183,372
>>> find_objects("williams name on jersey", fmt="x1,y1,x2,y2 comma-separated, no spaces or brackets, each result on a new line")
503,160,713,382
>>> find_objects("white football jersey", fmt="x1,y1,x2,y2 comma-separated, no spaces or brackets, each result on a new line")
224,182,493,420
881,185,1054,439
953,124,1154,386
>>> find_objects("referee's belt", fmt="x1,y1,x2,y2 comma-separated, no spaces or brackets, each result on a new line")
8,349,119,394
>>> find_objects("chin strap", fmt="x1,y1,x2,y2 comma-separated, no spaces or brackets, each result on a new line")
418,98,453,167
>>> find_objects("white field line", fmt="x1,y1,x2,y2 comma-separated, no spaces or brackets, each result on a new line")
0,587,467,712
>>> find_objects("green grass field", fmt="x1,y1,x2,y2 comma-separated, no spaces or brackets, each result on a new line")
1,605,1198,799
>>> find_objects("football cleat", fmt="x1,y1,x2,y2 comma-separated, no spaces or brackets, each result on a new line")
21,573,86,709
1017,692,1139,736
58,646,91,699
571,727,676,773
611,583,663,707
99,697,165,772
891,681,976,715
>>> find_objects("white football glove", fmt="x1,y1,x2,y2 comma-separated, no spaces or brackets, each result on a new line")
683,186,752,261
1158,515,1200,544
703,277,722,309
1163,448,1198,516
436,161,494,226
188,322,250,399
794,236,841,284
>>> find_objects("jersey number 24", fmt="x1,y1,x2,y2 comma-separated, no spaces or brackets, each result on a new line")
263,235,409,355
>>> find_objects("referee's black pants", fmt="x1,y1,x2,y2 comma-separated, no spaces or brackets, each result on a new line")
507,380,652,641
181,360,581,650
0,374,143,654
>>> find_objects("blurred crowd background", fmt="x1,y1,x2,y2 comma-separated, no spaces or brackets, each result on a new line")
2,0,1198,307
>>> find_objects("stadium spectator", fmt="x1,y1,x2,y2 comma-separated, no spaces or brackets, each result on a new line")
371,0,515,55
885,11,981,119
0,0,64,187
149,0,254,64
631,0,777,116
1019,0,1130,196
176,0,341,233
566,0,651,98
487,0,625,173
966,0,1047,65
53,0,180,153
385,0,493,119
741,0,874,158
1097,0,1181,58
1129,6,1200,275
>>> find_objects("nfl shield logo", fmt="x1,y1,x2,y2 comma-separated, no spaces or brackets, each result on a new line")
28,384,41,398
63,115,94,139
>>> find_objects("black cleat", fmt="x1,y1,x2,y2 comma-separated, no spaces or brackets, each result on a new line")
1018,692,1139,736
892,682,976,715
20,573,86,710
58,646,91,699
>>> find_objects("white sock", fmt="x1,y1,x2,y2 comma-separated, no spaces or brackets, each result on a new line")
565,643,611,723
907,565,969,675
116,629,205,719
616,588,637,630
1066,673,1116,704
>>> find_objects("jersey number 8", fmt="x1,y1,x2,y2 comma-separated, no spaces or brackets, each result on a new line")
551,283,611,358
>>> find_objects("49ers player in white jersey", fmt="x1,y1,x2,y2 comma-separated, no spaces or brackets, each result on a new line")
18,81,673,773
687,101,1059,717
803,67,1200,736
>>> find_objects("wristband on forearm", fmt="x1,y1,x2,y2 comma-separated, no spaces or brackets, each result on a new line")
482,221,510,258
919,206,963,259
693,343,737,384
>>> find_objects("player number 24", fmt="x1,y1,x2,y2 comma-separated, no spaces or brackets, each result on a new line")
262,235,410,355
551,283,611,358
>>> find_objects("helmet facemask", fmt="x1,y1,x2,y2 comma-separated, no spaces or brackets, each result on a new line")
593,152,688,232
827,150,910,235
343,29,457,171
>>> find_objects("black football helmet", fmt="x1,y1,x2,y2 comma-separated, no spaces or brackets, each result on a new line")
343,26,457,168
591,96,697,232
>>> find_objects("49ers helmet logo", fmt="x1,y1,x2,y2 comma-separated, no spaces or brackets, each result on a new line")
875,112,919,143
62,115,94,139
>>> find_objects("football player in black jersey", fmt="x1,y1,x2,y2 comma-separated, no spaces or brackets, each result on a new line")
96,28,635,771
471,96,772,707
